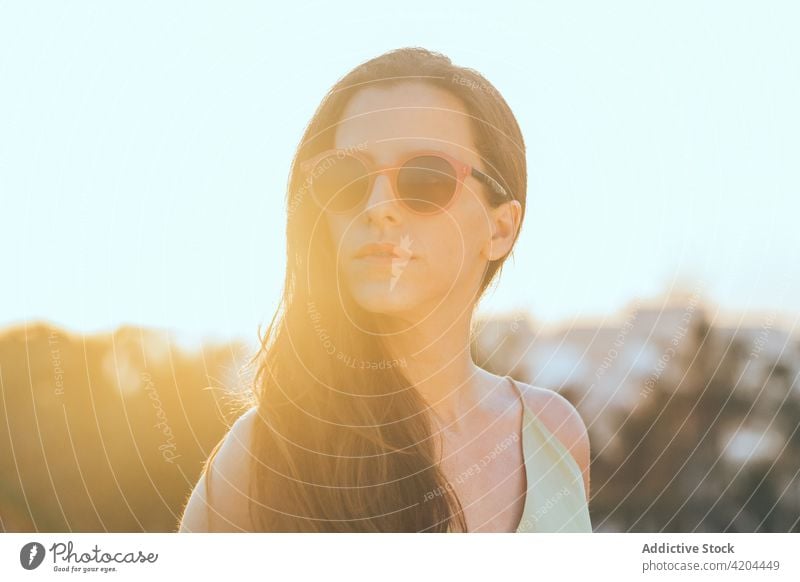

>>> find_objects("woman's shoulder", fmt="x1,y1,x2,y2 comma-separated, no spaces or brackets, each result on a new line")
511,378,591,499
513,381,588,445
178,406,260,532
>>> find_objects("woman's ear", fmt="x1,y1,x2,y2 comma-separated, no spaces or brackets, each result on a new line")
482,199,522,261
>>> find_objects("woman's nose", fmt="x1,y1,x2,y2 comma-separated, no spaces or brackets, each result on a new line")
362,173,401,223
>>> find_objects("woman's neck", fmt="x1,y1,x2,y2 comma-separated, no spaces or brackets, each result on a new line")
377,306,484,430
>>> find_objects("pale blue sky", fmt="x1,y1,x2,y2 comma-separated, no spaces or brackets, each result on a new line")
1,1,798,344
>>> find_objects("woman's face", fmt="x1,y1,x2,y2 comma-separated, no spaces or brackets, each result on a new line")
323,81,512,324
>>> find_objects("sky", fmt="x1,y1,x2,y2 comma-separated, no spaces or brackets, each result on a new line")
1,1,798,345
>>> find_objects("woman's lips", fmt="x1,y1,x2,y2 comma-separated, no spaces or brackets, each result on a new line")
356,253,414,263
358,255,394,263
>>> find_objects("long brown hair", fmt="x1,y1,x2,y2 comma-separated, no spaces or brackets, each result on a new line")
216,47,526,531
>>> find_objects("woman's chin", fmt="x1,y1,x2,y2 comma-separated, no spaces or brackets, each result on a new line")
348,286,418,317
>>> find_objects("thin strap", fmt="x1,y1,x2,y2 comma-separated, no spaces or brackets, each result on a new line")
507,376,586,486
506,375,528,415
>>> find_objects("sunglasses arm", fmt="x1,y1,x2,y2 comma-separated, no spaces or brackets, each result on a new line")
471,168,510,199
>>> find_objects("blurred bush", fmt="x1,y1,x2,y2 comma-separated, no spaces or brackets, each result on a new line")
0,322,253,532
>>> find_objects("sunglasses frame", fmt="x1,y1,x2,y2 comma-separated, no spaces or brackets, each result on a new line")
299,148,511,215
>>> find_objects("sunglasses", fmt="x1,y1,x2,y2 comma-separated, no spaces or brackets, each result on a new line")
299,148,511,215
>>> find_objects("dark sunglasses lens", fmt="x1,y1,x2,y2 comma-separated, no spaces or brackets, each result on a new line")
311,154,370,212
397,155,457,213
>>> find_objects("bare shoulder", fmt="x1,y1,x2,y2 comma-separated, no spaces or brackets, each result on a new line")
178,406,261,532
515,381,591,500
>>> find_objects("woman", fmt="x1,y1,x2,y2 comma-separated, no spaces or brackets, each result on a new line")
179,47,592,533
